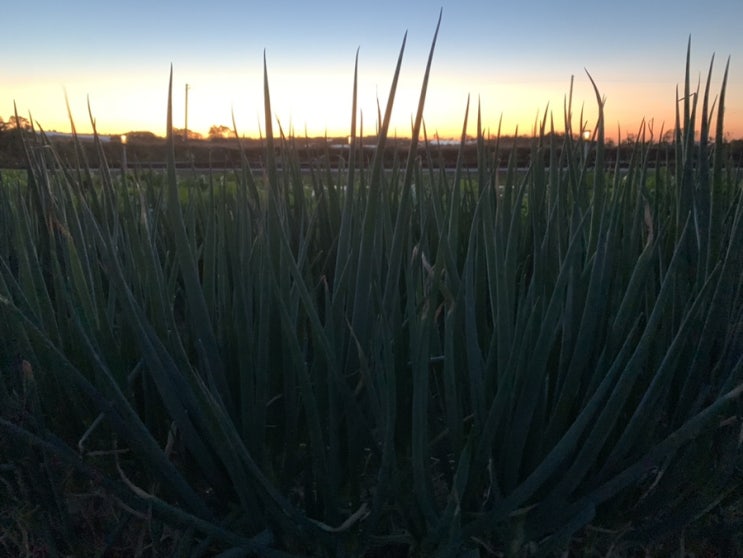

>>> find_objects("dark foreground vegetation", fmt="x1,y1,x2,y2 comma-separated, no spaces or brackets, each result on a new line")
1,27,742,556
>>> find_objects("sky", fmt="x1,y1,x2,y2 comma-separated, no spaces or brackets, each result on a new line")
2,0,742,142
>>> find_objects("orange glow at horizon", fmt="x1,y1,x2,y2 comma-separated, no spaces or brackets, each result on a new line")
3,67,741,143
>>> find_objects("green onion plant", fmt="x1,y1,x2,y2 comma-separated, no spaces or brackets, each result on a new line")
1,20,742,556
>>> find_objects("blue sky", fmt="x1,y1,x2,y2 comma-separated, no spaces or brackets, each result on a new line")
3,0,741,139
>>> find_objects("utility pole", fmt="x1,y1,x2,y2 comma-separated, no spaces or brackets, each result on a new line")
184,83,190,144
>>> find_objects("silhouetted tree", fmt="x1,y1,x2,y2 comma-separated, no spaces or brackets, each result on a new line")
661,129,675,144
172,128,202,140
124,131,159,141
8,115,31,130
208,125,232,140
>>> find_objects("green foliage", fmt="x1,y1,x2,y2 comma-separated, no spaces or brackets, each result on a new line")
1,28,742,555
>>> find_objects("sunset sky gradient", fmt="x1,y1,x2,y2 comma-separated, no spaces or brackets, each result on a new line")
2,0,742,141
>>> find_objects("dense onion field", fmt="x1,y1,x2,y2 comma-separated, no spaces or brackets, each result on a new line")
1,24,742,556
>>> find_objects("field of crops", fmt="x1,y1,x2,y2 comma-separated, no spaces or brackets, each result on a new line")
1,27,742,557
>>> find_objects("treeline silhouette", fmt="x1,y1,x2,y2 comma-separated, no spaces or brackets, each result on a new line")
1,127,742,171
